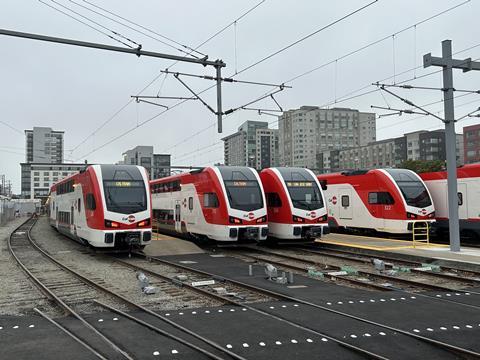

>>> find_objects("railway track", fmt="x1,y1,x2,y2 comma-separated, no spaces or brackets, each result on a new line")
132,250,480,359
228,246,480,309
8,217,245,360
118,252,389,359
299,245,480,286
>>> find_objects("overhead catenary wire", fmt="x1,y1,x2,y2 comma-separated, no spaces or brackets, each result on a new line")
68,0,202,58
71,1,267,155
76,0,471,164
159,3,476,160
40,0,138,48
235,0,379,76
76,0,379,161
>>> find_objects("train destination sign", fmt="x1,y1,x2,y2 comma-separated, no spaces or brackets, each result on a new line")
286,181,314,187
105,181,143,187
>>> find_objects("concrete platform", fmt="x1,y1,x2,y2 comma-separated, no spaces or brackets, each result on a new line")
157,253,480,358
318,233,480,267
143,233,204,256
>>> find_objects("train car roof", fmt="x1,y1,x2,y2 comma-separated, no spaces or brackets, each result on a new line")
150,167,207,184
419,163,480,180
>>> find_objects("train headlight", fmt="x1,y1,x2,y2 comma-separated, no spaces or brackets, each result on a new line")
256,216,267,223
229,216,243,224
137,218,151,227
318,215,328,222
105,220,120,228
428,212,435,219
292,215,305,223
406,212,417,219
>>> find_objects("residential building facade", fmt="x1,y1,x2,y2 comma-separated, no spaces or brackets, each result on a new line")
278,106,376,168
318,129,464,173
255,128,279,169
463,123,480,164
222,121,278,169
21,163,87,201
121,146,171,179
25,127,64,163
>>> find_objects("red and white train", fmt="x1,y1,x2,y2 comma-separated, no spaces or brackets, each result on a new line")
49,164,152,249
419,163,480,240
317,169,435,235
260,167,329,241
150,166,268,242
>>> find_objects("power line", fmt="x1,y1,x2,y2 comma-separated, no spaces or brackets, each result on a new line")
39,0,135,48
236,0,379,76
0,120,23,135
71,1,267,156
69,0,202,58
170,0,472,152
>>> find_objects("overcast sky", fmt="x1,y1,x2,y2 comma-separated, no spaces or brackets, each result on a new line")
1,0,480,193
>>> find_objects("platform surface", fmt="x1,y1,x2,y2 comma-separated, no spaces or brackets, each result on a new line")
143,233,204,256
318,233,480,265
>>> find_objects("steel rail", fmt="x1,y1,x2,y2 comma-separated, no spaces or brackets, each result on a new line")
23,218,242,360
33,308,107,360
302,245,480,278
144,254,480,358
234,251,392,292
123,254,389,360
232,249,480,311
8,217,133,360
93,300,225,360
242,246,479,294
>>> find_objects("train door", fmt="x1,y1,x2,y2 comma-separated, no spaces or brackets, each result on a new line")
339,188,353,220
174,201,182,233
458,183,467,220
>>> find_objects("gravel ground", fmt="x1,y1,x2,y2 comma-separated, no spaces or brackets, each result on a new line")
0,216,55,316
30,216,222,314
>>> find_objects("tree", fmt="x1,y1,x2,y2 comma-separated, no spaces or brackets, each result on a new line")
399,159,445,173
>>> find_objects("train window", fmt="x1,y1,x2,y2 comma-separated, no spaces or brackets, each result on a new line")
267,193,282,208
86,193,96,210
78,199,81,213
341,195,350,207
204,193,219,208
458,192,463,206
368,192,394,205
188,197,193,210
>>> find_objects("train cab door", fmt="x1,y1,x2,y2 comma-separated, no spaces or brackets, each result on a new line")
339,188,353,220
457,183,467,220
174,201,182,233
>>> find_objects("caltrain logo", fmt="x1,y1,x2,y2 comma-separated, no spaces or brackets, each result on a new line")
307,211,316,218
248,212,255,220
127,215,135,223
331,196,337,205
421,209,427,215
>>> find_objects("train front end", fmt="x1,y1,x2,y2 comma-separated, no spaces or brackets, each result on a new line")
382,169,435,233
214,166,268,242
91,164,152,248
261,167,329,240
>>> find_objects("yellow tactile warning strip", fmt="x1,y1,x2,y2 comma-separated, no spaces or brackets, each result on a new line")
316,235,449,251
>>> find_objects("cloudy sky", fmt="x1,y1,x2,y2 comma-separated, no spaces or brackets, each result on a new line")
1,0,480,193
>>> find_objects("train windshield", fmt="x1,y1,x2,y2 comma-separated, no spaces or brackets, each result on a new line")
218,167,263,212
278,168,324,210
385,169,432,208
101,165,147,214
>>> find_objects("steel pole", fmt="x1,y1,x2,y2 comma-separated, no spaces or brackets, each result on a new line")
216,65,223,133
441,40,461,252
